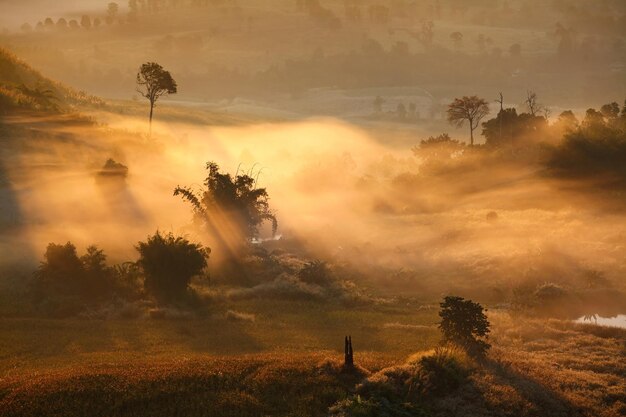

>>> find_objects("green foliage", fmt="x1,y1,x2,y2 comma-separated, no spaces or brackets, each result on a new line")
136,231,209,302
174,162,278,242
438,296,491,357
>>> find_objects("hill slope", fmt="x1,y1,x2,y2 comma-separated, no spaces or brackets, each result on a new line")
0,46,101,114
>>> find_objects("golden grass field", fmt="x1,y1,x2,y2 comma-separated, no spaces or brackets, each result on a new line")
0,302,625,417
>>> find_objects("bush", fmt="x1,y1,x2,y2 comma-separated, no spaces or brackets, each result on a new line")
136,231,209,302
298,260,333,286
438,296,491,357
414,345,472,396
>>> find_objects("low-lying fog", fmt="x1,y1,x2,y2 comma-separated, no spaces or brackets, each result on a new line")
2,112,625,300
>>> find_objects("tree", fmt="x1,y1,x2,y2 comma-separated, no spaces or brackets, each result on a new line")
524,90,544,116
482,108,547,148
509,43,521,57
450,31,463,49
56,18,68,30
556,110,579,132
80,15,92,30
373,95,385,113
107,2,119,24
412,133,465,174
446,96,489,146
136,231,209,301
174,162,278,255
136,62,177,135
438,296,490,357
397,102,407,119
32,242,116,311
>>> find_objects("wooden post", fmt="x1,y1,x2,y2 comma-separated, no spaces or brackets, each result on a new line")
344,335,354,367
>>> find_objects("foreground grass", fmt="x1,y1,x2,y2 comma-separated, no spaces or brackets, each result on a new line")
0,299,439,375
0,352,387,417
1,307,625,417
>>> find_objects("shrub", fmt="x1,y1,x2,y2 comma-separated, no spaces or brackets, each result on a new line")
534,282,567,302
298,260,333,286
438,296,491,357
414,345,472,396
136,231,209,302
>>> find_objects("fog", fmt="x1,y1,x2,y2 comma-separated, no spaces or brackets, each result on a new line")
2,109,625,307
1,0,625,309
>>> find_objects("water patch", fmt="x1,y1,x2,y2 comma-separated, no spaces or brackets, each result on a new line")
575,314,626,329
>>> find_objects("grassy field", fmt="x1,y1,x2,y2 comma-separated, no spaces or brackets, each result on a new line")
0,308,624,417
0,299,440,375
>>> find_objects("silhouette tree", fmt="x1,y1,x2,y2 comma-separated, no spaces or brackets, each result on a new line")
509,43,522,57
107,2,119,24
397,102,407,119
136,62,177,135
373,95,385,113
438,296,490,357
174,162,278,254
450,31,463,49
525,91,544,116
81,15,92,30
482,108,547,148
136,231,209,302
446,96,489,145
32,242,117,311
56,18,68,30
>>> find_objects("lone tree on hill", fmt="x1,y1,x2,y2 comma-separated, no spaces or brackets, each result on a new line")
136,62,177,135
438,296,491,357
447,96,490,146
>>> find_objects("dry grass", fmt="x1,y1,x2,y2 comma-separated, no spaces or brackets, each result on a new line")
0,308,624,416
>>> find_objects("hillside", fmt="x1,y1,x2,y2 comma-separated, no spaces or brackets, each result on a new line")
0,47,104,114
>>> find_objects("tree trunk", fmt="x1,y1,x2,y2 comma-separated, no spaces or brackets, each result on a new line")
149,100,154,137
469,125,474,146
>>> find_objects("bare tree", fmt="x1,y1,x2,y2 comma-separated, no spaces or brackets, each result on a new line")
446,96,490,146
136,62,177,135
525,90,544,116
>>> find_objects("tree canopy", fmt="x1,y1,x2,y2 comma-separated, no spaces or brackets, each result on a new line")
174,162,278,254
136,62,177,131
447,96,490,146
438,296,491,357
